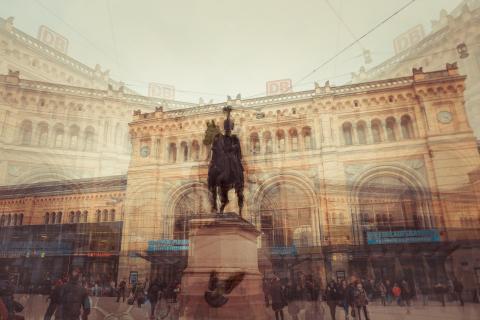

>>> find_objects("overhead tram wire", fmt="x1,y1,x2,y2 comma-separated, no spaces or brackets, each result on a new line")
293,0,417,87
243,0,417,100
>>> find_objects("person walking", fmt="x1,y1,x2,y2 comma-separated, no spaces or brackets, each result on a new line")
377,280,387,306
385,280,393,305
354,282,370,320
453,278,464,306
419,282,431,306
270,277,287,320
116,279,126,303
325,280,339,320
400,280,411,307
56,268,90,320
392,282,402,306
147,278,162,320
338,280,354,320
44,279,63,320
434,282,446,307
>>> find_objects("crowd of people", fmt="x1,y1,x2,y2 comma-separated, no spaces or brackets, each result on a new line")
0,265,473,320
263,275,468,320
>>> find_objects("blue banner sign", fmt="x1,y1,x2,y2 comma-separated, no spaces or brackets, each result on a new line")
271,246,297,256
367,229,441,245
147,239,189,252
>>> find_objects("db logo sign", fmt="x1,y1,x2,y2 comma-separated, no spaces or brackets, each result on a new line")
393,24,425,54
266,79,292,96
37,25,69,54
148,83,176,100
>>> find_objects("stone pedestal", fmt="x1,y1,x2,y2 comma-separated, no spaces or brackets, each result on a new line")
179,213,269,320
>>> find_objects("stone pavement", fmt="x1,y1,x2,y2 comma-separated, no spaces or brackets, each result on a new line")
12,294,480,320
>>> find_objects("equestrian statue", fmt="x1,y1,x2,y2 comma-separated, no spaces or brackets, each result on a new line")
207,106,245,217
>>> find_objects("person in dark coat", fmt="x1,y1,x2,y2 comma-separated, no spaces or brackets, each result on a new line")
270,277,287,320
325,280,339,320
56,268,90,320
338,280,351,320
453,278,464,306
44,279,63,320
116,279,127,303
400,280,412,306
354,282,370,320
147,278,162,319
0,271,15,320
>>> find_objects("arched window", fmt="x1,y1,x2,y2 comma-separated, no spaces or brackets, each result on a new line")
0,215,5,226
18,213,23,226
342,122,353,145
84,126,95,151
386,117,397,142
358,175,426,232
50,212,56,224
7,214,11,226
82,211,88,223
69,211,75,223
103,209,109,222
44,212,49,224
289,128,298,151
276,130,285,152
356,121,367,144
302,127,313,150
191,140,200,160
19,120,33,145
180,141,188,162
75,210,81,223
37,122,49,147
168,143,177,163
250,132,260,154
110,209,116,221
69,125,80,149
53,124,64,148
371,119,382,143
401,115,414,139
96,209,101,222
56,212,62,224
263,131,272,154
13,214,17,226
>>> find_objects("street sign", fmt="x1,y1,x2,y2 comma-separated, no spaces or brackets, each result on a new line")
37,25,69,54
148,83,175,100
266,79,292,96
367,229,441,245
393,24,425,54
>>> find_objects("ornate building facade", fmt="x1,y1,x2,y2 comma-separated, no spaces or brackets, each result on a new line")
0,16,195,186
120,65,480,292
1,65,480,297
352,0,480,138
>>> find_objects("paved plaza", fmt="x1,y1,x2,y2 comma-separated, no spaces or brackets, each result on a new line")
12,294,480,320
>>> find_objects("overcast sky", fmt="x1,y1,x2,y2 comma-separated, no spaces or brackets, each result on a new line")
0,0,465,102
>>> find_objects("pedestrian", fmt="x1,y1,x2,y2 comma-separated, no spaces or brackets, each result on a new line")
325,280,339,320
147,278,162,320
385,279,393,304
56,268,90,320
377,280,387,306
354,282,370,320
133,281,146,308
392,282,402,306
453,278,464,306
0,271,15,320
44,279,63,320
400,280,411,306
116,279,126,303
338,280,354,320
434,282,446,307
270,276,287,320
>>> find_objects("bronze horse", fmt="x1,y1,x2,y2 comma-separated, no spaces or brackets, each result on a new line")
207,106,245,216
